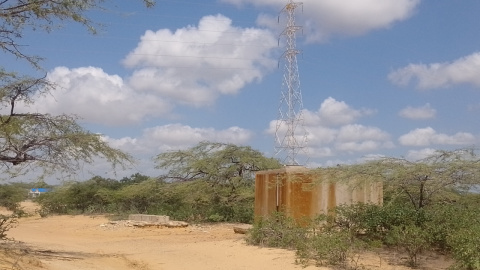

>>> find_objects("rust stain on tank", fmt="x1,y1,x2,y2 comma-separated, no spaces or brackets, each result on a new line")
289,176,313,224
327,182,336,212
254,166,383,225
254,174,264,219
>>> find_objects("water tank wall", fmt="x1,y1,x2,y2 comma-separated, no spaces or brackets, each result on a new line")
254,166,383,222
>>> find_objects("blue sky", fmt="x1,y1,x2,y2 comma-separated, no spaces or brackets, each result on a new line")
8,0,480,180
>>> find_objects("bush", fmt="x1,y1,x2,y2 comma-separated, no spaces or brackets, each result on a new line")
447,225,480,270
36,177,256,223
248,211,369,269
0,184,28,211
334,203,384,240
296,230,353,267
246,211,309,249
385,225,430,267
113,179,163,214
244,186,480,269
423,203,480,253
0,214,17,241
335,203,435,267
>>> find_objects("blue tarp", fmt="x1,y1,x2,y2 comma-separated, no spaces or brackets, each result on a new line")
30,188,50,193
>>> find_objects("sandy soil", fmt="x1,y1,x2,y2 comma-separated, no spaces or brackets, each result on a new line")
1,201,452,270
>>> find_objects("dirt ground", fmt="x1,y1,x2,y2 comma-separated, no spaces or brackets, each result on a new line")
1,201,452,270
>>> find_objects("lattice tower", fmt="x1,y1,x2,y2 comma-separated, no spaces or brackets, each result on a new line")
275,0,307,166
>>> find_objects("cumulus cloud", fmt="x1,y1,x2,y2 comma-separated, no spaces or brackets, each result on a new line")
20,66,173,126
337,124,391,142
221,0,420,42
389,52,480,89
106,124,254,156
266,97,393,158
123,14,277,107
16,15,279,125
398,127,476,146
303,97,375,126
334,124,394,152
399,103,436,120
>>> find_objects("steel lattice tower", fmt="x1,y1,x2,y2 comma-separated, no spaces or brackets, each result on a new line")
275,0,307,166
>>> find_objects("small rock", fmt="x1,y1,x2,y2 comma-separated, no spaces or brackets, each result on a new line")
233,224,252,234
165,221,189,228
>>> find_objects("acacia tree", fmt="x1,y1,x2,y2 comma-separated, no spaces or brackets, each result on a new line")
335,148,480,210
0,73,134,176
0,1,156,250
154,141,281,187
0,0,156,176
154,142,281,222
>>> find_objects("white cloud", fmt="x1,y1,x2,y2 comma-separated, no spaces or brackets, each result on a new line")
335,141,384,152
306,125,338,146
123,14,277,107
335,124,394,152
399,127,476,146
81,125,253,179
337,124,390,142
16,15,279,125
104,136,144,155
222,0,420,42
399,103,436,120
304,97,374,126
266,97,393,157
389,52,480,89
304,146,334,158
106,124,254,156
22,66,173,126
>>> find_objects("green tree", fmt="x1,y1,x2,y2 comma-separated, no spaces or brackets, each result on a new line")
447,225,480,270
335,148,480,210
0,74,133,176
0,183,27,210
0,0,156,176
154,142,281,222
120,173,150,185
36,176,121,214
155,141,281,186
0,214,17,241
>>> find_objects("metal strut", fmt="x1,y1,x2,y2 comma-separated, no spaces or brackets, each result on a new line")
275,0,307,166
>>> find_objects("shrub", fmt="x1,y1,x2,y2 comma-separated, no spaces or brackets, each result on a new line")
0,184,27,211
385,225,430,267
296,230,353,267
0,214,17,241
334,203,384,240
334,202,423,241
246,211,309,249
423,203,480,253
447,225,480,270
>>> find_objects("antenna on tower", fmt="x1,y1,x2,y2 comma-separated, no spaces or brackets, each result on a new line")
275,0,308,166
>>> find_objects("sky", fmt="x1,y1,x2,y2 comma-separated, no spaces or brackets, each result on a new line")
6,0,480,181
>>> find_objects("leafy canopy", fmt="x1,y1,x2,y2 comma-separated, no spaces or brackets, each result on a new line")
0,73,133,176
154,141,281,185
327,148,480,210
0,0,156,177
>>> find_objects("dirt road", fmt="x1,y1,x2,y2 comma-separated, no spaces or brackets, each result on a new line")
2,202,451,270
4,202,322,270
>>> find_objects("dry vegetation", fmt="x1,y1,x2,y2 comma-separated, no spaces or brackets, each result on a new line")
0,201,454,270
